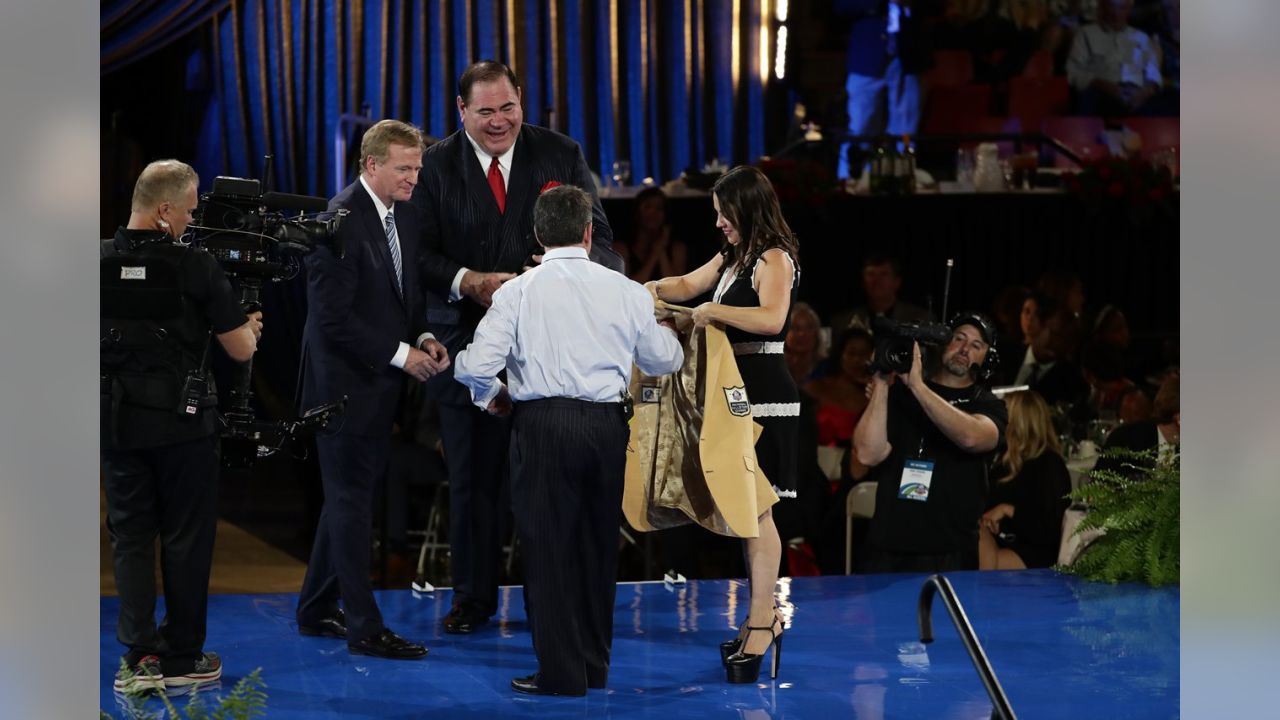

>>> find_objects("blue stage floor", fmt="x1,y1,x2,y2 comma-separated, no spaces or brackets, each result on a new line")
100,570,1178,718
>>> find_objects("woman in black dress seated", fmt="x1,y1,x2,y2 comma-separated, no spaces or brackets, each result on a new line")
979,390,1072,570
646,166,799,684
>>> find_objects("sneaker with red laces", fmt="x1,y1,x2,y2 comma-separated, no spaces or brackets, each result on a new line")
163,651,222,688
113,655,164,694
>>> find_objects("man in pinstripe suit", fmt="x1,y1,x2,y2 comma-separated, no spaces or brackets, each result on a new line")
454,186,682,695
410,60,623,636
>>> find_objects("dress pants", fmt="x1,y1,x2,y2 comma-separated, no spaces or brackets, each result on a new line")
438,400,511,616
102,434,219,672
297,430,389,642
510,398,629,694
837,57,922,179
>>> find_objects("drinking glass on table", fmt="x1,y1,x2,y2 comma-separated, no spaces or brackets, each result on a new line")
611,159,632,187
955,147,975,189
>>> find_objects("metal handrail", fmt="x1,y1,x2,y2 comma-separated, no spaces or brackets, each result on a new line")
918,574,1017,720
776,131,1089,167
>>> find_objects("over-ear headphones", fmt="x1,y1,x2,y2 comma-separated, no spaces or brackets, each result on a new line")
948,311,1000,383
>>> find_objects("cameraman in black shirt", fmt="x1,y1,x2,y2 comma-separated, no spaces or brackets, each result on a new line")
853,313,1008,573
101,160,262,692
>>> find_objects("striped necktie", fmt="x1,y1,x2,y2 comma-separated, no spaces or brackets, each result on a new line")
384,210,403,294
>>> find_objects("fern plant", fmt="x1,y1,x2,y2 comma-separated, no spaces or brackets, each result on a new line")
1058,447,1179,586
104,663,267,720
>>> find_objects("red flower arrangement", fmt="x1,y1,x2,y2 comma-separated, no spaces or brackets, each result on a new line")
540,180,562,194
1061,156,1176,212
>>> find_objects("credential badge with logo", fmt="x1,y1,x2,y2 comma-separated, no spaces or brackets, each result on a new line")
640,386,661,403
723,386,750,417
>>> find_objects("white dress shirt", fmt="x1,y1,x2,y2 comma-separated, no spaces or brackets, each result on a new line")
447,131,519,302
453,246,683,409
1013,345,1055,387
357,176,434,368
1067,23,1162,91
358,174,437,366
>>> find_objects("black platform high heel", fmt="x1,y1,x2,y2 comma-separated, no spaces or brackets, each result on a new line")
724,617,783,683
720,608,782,665
719,635,743,664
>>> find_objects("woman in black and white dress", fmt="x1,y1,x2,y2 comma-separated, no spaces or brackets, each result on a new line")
647,165,798,684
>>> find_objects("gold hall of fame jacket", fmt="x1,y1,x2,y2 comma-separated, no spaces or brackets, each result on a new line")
622,304,778,539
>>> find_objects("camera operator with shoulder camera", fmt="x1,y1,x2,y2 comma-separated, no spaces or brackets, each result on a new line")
101,160,263,692
853,313,1008,573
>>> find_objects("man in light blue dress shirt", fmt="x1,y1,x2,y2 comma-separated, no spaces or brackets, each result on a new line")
455,186,683,696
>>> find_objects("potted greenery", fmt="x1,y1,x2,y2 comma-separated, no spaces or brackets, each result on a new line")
1058,448,1179,586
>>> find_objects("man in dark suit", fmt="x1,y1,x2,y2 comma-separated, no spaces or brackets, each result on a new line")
297,119,449,659
410,60,621,635
1095,373,1179,477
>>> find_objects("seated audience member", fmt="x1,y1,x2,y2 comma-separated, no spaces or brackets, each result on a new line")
1027,309,1088,408
804,325,874,448
1079,340,1136,420
1066,0,1163,116
1009,291,1052,381
965,0,1054,84
1013,297,1088,408
1091,304,1130,352
1088,303,1147,382
979,391,1073,570
616,187,688,283
829,254,932,335
1117,385,1153,424
785,302,828,385
1094,372,1178,477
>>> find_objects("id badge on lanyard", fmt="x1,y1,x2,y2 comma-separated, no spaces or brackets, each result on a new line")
898,459,934,502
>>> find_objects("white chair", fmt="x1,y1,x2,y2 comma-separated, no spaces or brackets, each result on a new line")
816,446,846,481
844,482,878,575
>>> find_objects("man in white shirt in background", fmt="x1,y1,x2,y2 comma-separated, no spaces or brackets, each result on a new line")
1067,0,1163,116
454,185,683,697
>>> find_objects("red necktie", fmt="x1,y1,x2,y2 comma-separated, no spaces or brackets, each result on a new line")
487,156,506,214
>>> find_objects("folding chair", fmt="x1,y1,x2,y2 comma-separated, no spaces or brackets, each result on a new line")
844,481,878,575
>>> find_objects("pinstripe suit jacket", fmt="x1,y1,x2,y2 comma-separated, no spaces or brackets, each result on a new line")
410,125,622,387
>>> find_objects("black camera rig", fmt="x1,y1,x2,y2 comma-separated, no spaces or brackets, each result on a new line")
184,166,348,466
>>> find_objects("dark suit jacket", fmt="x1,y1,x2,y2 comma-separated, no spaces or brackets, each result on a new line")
1030,360,1088,408
1094,420,1160,477
301,180,427,435
835,0,939,77
410,124,621,379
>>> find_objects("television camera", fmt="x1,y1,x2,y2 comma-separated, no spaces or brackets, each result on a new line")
185,169,347,466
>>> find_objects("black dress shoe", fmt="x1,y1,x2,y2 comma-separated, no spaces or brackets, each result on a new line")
348,629,428,660
298,609,347,639
443,606,489,635
510,674,585,697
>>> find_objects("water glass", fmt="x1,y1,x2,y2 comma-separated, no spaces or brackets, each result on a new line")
955,148,975,189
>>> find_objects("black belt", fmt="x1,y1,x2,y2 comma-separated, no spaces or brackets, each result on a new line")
517,397,625,412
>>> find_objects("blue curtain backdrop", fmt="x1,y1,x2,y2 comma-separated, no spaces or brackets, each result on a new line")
102,0,774,198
